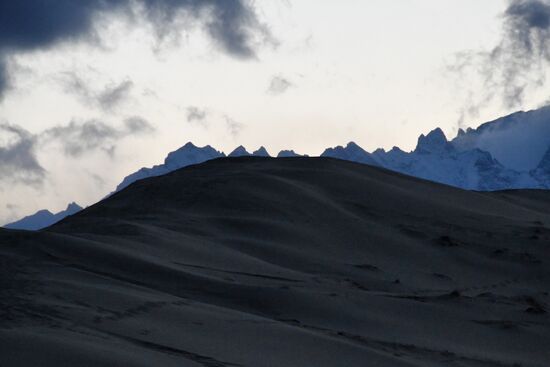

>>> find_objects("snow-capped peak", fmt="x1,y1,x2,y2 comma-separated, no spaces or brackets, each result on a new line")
345,141,365,152
4,202,83,230
66,202,83,213
165,142,224,169
253,147,271,157
277,150,302,157
451,106,550,170
116,142,224,191
321,142,378,165
228,146,251,157
415,128,452,154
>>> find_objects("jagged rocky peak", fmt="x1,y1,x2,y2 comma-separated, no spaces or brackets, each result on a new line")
228,145,251,157
165,142,224,167
167,142,200,158
390,146,405,153
321,141,378,166
253,147,271,157
66,202,83,213
33,209,54,217
183,141,197,149
321,143,348,155
344,141,369,153
277,150,301,158
116,142,225,192
415,128,452,154
324,141,367,154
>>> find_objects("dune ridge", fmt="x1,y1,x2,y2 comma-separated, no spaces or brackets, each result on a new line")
1,157,549,367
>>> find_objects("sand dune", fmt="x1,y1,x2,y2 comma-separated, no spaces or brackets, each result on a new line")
1,157,549,366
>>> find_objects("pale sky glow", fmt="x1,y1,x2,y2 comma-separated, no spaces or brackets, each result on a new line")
1,0,549,224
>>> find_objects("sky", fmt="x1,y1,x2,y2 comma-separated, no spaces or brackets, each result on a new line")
1,0,550,224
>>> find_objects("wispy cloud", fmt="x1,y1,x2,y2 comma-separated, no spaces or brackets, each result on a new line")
0,123,45,185
59,72,135,111
186,106,208,126
267,75,293,95
40,117,154,157
225,116,245,137
0,116,154,186
449,0,550,123
98,80,135,110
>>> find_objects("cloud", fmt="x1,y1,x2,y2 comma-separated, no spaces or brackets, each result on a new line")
124,116,155,134
4,203,20,223
267,75,293,95
60,72,134,110
40,117,154,157
88,171,107,188
186,106,208,125
98,80,135,110
225,116,244,137
0,123,45,185
200,1,276,58
450,0,550,119
491,0,550,106
0,62,8,96
0,116,153,187
0,0,275,98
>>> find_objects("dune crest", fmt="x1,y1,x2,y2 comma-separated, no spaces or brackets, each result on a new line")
1,157,549,366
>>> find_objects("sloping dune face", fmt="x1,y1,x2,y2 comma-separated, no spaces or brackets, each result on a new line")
1,157,549,367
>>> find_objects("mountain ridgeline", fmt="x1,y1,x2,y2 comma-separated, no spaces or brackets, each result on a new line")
118,106,550,192
4,106,550,230
3,203,83,231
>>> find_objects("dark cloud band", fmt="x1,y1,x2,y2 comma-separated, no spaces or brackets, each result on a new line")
0,0,273,98
495,0,550,106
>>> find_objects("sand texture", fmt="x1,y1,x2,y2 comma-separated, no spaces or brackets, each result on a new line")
1,157,549,366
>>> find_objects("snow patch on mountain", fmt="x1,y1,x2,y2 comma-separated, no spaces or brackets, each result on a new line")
452,106,550,171
323,110,550,190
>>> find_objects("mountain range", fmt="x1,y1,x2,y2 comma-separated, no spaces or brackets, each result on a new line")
4,202,83,231
4,106,550,230
117,106,550,192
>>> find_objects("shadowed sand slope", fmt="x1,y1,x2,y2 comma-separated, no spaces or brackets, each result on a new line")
1,157,549,367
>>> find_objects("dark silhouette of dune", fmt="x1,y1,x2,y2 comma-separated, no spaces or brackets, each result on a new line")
1,157,549,367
